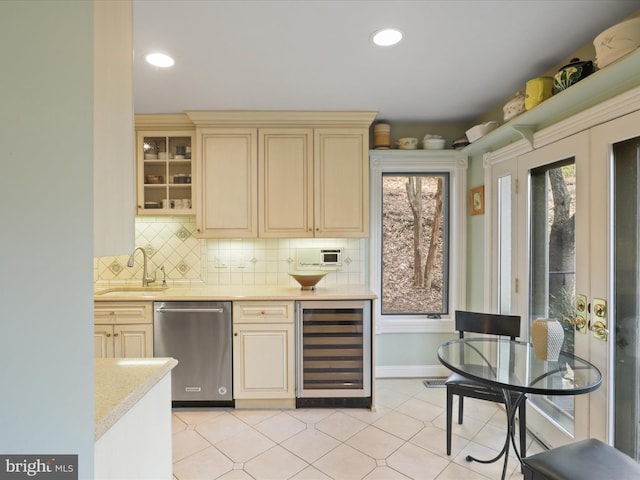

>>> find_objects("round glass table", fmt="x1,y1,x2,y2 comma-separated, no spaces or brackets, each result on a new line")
437,338,602,479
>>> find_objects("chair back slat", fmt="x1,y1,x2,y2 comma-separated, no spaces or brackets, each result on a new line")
455,310,521,340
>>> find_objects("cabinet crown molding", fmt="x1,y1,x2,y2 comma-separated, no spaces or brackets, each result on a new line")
184,110,377,127
135,113,194,130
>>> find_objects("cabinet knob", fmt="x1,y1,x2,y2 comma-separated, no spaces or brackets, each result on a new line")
234,332,238,337
114,333,119,337
106,333,111,338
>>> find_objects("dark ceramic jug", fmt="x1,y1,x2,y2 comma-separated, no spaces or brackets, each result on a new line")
553,58,595,93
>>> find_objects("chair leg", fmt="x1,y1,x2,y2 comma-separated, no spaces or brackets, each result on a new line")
446,388,453,456
458,395,464,424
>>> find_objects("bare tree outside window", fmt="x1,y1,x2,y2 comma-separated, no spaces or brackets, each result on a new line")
381,174,448,314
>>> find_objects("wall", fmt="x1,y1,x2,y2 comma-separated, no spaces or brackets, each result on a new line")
375,333,455,378
95,216,367,288
0,1,94,475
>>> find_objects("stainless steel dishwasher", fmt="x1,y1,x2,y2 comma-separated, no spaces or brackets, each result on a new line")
154,301,233,406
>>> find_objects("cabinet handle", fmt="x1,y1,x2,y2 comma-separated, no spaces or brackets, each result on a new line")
155,307,224,313
106,333,111,337
114,333,119,337
234,332,238,336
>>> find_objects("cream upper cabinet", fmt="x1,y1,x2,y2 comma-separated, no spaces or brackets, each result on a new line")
196,128,258,238
185,110,376,238
259,127,370,237
259,128,314,237
314,128,369,237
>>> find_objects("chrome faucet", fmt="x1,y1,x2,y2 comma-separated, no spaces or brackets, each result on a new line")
127,247,156,287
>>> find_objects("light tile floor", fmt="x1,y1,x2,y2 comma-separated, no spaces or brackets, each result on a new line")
172,378,544,480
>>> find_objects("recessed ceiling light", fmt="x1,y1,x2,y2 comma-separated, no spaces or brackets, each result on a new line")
372,28,403,47
145,52,175,68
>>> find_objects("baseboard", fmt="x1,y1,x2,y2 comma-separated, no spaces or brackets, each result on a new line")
375,364,450,378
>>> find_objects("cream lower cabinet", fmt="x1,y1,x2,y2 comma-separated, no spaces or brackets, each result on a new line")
94,302,153,358
233,301,295,407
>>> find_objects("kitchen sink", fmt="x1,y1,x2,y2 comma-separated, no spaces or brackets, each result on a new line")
95,286,168,296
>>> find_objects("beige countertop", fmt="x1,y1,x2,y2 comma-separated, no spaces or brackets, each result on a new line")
94,357,177,441
94,284,377,302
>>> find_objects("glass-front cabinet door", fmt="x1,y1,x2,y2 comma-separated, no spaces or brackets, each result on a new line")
136,131,194,215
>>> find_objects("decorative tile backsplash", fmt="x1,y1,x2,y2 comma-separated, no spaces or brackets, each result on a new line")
94,216,368,288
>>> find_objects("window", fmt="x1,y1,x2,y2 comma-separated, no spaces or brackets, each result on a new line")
381,173,449,315
370,152,467,333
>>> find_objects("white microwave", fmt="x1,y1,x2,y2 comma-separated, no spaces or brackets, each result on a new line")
296,248,342,269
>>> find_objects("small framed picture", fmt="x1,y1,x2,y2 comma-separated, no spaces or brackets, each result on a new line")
470,185,485,216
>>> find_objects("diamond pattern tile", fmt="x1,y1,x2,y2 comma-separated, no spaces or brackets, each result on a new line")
108,260,124,276
172,379,530,480
94,216,368,287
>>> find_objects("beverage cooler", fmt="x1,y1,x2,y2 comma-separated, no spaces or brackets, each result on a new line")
296,300,371,408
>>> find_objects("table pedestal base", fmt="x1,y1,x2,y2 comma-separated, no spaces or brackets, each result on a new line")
464,389,526,480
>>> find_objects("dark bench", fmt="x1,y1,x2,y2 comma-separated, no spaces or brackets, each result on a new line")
523,438,640,480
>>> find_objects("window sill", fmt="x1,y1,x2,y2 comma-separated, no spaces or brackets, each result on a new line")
376,316,455,334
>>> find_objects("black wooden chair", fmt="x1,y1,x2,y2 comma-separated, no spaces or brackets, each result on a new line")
445,310,526,458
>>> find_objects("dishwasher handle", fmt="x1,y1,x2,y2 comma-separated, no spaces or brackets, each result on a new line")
155,307,225,313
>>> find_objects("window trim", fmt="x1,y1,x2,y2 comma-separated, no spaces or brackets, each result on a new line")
369,151,468,333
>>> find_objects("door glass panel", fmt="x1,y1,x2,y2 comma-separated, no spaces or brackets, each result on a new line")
529,158,576,434
498,175,512,313
613,136,640,460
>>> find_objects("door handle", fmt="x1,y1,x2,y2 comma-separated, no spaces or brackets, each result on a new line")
589,298,608,341
568,293,588,334
588,320,608,340
567,314,587,331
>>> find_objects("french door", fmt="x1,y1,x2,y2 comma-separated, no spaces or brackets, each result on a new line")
591,108,640,458
516,131,597,446
491,109,640,452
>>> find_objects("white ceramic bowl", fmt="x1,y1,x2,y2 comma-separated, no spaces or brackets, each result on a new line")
423,138,445,149
594,17,640,68
465,121,499,143
395,137,419,149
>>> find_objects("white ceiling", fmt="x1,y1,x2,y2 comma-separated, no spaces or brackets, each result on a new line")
133,0,640,123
